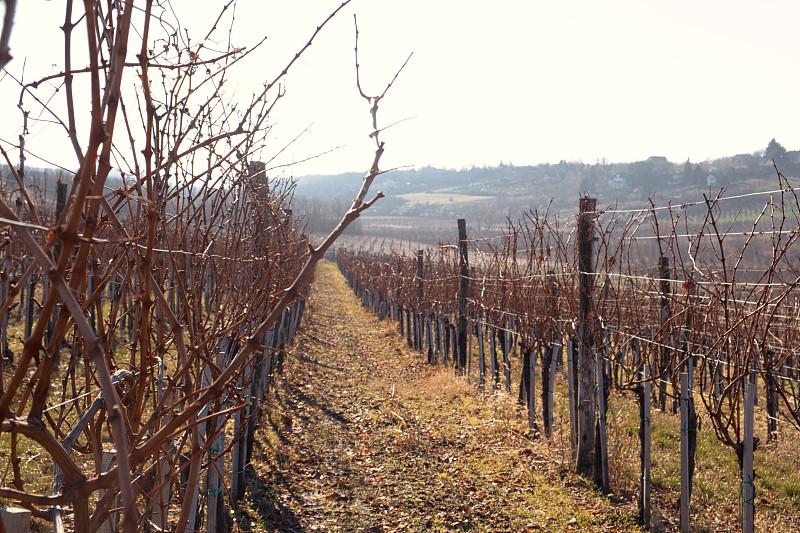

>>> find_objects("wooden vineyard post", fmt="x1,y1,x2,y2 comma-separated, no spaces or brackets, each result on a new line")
99,450,119,533
275,309,289,375
444,325,450,366
246,324,276,464
410,309,416,349
477,318,485,391
0,508,31,533
595,348,610,493
451,325,458,365
35,189,66,345
576,196,597,478
191,337,219,531
766,351,778,442
540,340,551,433
207,431,225,533
150,450,172,532
680,372,690,533
567,338,577,454
502,323,511,393
406,308,412,348
23,266,35,339
490,327,498,391
530,342,537,425
239,362,254,491
398,303,404,337
232,375,246,504
456,219,469,373
436,317,443,363
640,364,652,530
416,249,423,351
742,381,755,533
545,341,559,439
151,364,175,532
292,300,304,338
528,345,536,430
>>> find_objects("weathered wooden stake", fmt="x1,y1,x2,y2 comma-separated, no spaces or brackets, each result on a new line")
766,352,778,442
416,249,423,352
99,450,119,533
502,323,511,393
232,382,245,504
207,432,225,533
477,318,485,390
456,219,469,373
489,327,498,391
680,372,690,533
398,305,405,337
405,309,412,348
527,346,535,430
23,267,35,339
742,381,755,533
576,196,597,478
640,364,652,530
0,508,31,533
595,348,610,493
530,342,537,424
546,342,559,439
435,316,443,363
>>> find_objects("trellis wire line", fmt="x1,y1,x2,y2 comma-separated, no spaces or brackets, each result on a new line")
586,270,797,289
600,351,800,430
601,326,800,386
0,215,281,264
625,229,799,241
594,187,791,215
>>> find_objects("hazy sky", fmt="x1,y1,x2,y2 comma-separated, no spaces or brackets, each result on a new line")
2,1,799,177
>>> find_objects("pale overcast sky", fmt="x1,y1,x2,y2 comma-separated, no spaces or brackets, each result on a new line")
1,1,799,177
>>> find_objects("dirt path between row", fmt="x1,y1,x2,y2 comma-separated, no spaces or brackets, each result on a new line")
243,261,641,532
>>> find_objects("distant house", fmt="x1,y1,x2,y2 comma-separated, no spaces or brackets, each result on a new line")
707,174,717,188
668,174,683,186
731,153,757,167
786,151,800,165
647,156,669,165
611,174,629,189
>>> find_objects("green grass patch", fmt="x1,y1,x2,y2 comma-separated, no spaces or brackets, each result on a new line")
399,192,493,204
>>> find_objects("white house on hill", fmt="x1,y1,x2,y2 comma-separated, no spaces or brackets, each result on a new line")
611,174,629,189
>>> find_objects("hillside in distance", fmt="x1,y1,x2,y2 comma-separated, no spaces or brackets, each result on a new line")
294,147,800,241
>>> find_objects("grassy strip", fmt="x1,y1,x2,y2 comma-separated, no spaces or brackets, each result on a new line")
243,261,642,532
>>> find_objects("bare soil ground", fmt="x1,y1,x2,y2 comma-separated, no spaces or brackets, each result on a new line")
240,262,642,532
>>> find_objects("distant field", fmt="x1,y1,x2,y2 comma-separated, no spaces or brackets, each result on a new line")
399,192,493,204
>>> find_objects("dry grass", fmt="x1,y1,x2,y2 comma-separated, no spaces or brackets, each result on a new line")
243,261,643,532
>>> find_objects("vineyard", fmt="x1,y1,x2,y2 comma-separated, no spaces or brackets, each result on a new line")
337,182,800,532
1,1,799,532
0,1,407,532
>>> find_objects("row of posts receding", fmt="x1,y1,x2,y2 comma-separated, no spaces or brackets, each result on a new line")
338,198,763,533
